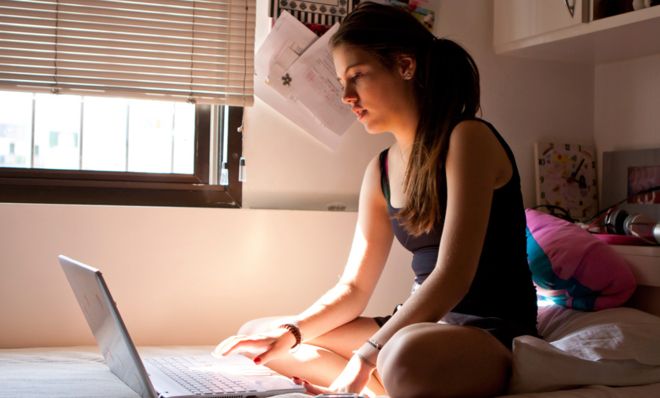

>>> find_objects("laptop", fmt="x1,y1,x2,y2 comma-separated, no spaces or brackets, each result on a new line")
58,255,306,398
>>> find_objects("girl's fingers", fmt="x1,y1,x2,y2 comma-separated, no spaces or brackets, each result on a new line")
214,335,272,357
252,346,274,365
291,377,331,395
213,335,243,356
252,335,290,364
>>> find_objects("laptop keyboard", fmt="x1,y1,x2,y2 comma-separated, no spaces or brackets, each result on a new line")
149,356,256,395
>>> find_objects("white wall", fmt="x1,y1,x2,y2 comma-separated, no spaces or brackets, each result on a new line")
0,203,413,348
594,53,660,153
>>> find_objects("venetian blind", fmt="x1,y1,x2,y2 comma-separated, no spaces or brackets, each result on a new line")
0,0,255,105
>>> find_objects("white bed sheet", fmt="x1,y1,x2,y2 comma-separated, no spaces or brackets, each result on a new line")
2,346,660,398
0,346,210,398
507,306,660,394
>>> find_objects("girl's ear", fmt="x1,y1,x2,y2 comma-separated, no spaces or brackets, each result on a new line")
397,54,416,80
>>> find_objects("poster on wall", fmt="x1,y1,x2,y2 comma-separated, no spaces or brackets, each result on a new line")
381,0,436,30
602,148,660,212
627,165,660,204
269,0,359,35
269,0,436,35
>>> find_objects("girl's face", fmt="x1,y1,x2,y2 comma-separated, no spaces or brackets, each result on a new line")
332,44,418,136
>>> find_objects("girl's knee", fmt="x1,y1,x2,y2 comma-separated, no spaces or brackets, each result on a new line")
377,324,511,398
378,322,436,367
377,323,437,396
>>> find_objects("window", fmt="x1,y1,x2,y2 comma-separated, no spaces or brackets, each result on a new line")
0,0,255,207
0,92,197,173
0,92,244,207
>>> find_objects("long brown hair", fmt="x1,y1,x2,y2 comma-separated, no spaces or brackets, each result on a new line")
331,2,481,236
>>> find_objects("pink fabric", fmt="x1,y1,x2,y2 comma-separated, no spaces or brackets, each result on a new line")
526,209,637,310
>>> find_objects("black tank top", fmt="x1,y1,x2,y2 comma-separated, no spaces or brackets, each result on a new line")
379,119,537,329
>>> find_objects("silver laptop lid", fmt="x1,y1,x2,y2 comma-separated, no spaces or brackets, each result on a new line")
59,255,157,398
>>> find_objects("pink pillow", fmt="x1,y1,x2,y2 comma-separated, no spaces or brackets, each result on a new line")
525,209,636,310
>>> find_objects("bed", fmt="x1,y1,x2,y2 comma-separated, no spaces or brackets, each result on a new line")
2,211,660,397
2,301,660,398
2,293,660,398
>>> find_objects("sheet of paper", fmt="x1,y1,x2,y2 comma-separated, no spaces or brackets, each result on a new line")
285,23,354,135
255,12,317,101
254,12,355,150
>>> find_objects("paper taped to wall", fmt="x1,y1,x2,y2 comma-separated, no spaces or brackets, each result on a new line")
255,12,354,150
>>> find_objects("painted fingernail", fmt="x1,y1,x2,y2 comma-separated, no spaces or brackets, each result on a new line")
253,357,261,364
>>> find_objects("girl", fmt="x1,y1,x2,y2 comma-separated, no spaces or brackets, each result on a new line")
216,3,538,397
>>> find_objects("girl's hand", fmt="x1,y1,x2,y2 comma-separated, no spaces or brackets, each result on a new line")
213,327,296,365
329,354,375,394
294,353,376,396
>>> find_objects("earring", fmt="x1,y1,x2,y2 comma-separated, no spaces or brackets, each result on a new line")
403,72,413,80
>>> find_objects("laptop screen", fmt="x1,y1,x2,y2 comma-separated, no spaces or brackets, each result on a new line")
59,255,156,398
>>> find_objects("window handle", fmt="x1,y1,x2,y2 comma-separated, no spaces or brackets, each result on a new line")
239,157,247,182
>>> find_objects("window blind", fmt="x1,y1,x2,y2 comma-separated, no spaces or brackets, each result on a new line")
0,0,255,105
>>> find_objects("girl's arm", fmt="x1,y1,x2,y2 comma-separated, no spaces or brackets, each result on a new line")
294,154,395,342
218,153,394,360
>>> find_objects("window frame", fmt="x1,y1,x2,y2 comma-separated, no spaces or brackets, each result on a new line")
0,104,243,208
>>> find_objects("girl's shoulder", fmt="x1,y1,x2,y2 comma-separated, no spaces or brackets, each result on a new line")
452,118,495,135
448,119,498,149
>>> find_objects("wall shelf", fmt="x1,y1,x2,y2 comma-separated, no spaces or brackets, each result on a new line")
494,5,660,64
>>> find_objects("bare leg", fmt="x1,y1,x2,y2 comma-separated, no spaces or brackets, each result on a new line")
237,316,386,395
377,322,512,398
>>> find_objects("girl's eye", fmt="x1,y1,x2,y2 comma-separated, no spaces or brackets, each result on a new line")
349,72,363,83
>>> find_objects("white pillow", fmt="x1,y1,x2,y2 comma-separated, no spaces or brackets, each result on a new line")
508,306,660,394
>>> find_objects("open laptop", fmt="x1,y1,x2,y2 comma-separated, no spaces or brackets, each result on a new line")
58,255,305,398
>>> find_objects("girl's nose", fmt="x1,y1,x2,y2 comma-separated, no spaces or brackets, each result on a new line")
341,86,357,105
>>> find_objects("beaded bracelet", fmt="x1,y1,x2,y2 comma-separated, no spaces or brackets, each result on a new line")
279,323,302,350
